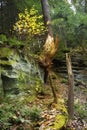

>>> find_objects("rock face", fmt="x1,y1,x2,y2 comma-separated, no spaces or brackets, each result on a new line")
53,54,87,84
0,47,44,95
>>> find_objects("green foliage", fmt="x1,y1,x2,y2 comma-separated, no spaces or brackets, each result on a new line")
61,78,68,84
0,98,42,130
0,34,7,44
0,103,14,129
51,0,87,50
14,0,41,12
8,36,22,46
74,101,87,119
0,34,23,46
35,80,44,94
28,106,41,121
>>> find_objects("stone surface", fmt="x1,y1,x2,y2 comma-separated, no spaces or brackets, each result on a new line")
0,47,44,95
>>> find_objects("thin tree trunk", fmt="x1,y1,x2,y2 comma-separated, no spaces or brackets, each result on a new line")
49,72,57,103
66,53,74,119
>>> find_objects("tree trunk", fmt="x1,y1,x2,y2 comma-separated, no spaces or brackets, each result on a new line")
49,72,57,103
41,0,53,37
40,0,59,103
40,0,57,60
40,0,59,80
66,53,74,119
40,0,59,68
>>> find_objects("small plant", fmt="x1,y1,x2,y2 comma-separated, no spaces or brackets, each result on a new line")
61,78,68,84
8,36,22,46
0,34,7,44
35,80,44,94
0,34,23,46
74,102,87,119
29,106,41,121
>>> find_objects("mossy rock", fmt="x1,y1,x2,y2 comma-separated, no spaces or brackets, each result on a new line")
53,114,68,130
0,47,19,67
45,113,68,130
50,105,68,130
43,100,68,130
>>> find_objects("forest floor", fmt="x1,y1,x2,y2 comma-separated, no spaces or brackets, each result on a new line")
36,71,87,130
0,71,87,130
23,71,87,130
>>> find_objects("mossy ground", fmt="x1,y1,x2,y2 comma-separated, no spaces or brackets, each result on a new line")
0,72,68,130
0,69,87,130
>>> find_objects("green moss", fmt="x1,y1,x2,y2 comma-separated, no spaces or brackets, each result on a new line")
51,104,68,129
45,100,68,130
0,60,17,66
46,113,68,130
53,114,67,129
0,34,7,42
0,60,11,65
0,48,13,58
0,47,19,66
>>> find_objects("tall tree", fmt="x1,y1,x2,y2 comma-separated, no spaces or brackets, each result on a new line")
40,0,58,72
40,0,59,103
66,53,74,119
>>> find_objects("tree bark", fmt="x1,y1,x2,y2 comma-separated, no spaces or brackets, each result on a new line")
49,72,57,103
40,0,59,67
40,0,59,103
66,53,74,119
41,0,53,37
40,0,59,83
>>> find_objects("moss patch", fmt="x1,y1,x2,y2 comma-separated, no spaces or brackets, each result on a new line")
0,47,13,58
53,114,67,129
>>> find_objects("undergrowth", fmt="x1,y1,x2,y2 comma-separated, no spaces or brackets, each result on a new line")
0,96,42,130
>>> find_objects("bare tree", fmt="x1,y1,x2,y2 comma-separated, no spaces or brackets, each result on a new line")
66,53,74,119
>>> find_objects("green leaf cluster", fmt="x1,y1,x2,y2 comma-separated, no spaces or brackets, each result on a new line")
50,0,87,48
0,34,23,46
0,34,7,43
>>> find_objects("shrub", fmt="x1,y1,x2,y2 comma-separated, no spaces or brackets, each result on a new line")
0,34,7,44
74,102,87,119
14,6,46,40
0,100,42,130
8,36,22,46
